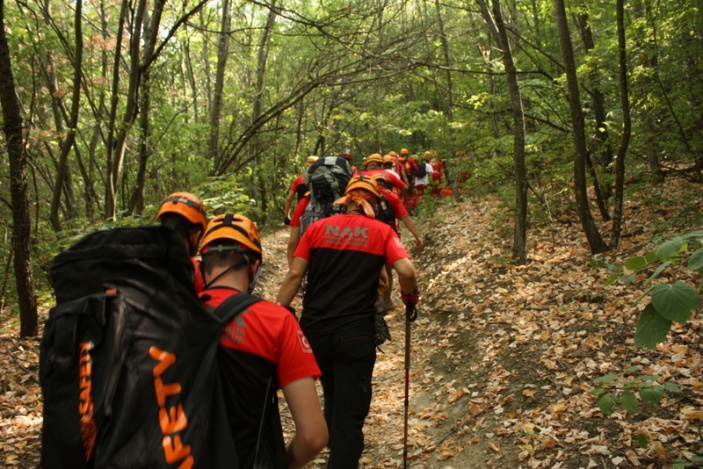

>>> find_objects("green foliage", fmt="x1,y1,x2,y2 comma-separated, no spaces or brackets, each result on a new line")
606,231,702,349
592,367,681,418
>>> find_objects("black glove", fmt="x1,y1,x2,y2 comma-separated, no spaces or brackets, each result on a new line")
284,217,291,226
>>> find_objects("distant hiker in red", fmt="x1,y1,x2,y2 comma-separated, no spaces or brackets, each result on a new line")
284,155,318,225
429,153,447,196
156,191,208,292
340,148,358,174
277,175,419,468
199,213,328,468
370,172,423,310
361,152,407,196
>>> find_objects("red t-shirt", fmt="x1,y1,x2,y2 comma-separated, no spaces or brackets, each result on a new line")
290,196,310,228
202,288,321,387
379,187,409,218
294,214,409,334
289,174,308,200
361,169,407,192
192,258,205,293
200,288,320,465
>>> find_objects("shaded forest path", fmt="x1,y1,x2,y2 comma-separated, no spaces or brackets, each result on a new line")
1,179,702,468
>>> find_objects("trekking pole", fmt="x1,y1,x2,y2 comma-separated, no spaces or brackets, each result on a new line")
403,302,417,468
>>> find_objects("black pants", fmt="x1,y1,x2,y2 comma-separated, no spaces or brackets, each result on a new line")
306,327,376,469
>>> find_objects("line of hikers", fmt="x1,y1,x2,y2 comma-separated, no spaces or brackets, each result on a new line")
153,165,420,468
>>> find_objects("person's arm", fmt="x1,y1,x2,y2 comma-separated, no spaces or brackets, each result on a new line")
284,189,296,222
287,226,300,268
400,214,422,250
277,257,308,306
282,377,328,468
393,257,417,294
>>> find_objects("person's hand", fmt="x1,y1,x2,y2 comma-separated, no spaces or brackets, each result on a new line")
414,237,423,250
284,217,291,226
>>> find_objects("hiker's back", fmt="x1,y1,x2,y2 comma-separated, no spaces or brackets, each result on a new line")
300,156,352,234
40,225,236,468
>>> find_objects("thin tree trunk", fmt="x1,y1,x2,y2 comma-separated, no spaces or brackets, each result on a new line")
478,0,528,264
610,0,631,250
553,0,608,254
0,0,38,336
49,0,83,230
208,0,231,169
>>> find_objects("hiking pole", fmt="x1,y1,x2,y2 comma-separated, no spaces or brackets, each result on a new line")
403,302,417,468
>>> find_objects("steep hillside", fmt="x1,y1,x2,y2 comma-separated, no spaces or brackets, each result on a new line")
1,177,702,468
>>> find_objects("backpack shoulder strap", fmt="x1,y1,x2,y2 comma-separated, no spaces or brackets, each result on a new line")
212,292,262,324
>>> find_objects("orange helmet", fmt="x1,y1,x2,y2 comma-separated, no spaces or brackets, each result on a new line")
370,172,389,188
199,213,262,259
305,155,319,167
345,174,381,198
382,154,394,164
389,151,398,157
157,192,207,231
400,148,409,155
363,153,384,166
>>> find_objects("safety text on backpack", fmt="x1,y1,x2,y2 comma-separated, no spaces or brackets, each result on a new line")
150,346,194,469
78,341,97,461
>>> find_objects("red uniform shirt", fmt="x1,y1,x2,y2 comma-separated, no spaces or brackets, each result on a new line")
200,288,321,466
361,169,407,192
294,214,409,335
289,174,308,201
290,195,310,227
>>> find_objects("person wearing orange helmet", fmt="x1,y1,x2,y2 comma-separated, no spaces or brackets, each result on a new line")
361,153,408,196
156,192,208,291
199,214,328,469
370,172,423,310
284,156,318,225
277,175,418,468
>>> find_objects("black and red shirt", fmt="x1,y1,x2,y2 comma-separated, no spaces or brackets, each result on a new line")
293,214,409,335
200,288,320,466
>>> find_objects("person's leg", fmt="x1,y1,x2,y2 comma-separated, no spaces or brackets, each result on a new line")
306,334,335,446
326,329,376,469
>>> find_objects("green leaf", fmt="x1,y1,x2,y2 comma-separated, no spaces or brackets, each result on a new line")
597,393,617,415
651,281,699,323
663,383,681,393
688,247,703,271
624,253,654,272
620,391,639,412
636,433,649,449
639,385,664,403
634,303,672,349
594,373,621,385
655,237,686,261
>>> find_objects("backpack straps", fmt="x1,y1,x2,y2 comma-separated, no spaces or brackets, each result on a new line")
211,291,262,324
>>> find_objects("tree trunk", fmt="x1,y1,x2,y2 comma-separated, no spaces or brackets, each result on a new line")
208,0,231,170
478,0,528,264
0,0,38,337
610,0,631,250
553,0,608,254
49,0,83,230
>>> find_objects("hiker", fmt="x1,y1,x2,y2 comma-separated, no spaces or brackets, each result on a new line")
429,153,447,196
361,153,407,196
413,155,434,199
276,175,419,468
371,171,423,310
156,191,208,292
199,213,328,468
284,155,318,225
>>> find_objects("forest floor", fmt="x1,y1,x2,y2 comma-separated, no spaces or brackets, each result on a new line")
1,176,702,468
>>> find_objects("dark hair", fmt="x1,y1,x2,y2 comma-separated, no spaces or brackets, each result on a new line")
200,241,250,277
159,213,203,255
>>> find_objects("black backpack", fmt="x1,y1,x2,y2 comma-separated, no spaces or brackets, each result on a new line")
414,163,428,178
39,226,239,469
300,156,352,234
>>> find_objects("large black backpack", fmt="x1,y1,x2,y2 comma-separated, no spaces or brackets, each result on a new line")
300,156,352,234
39,226,238,469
